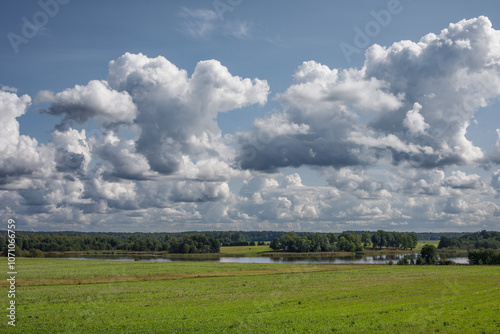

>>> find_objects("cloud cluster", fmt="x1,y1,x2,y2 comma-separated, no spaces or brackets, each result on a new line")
38,80,138,129
2,17,500,232
0,92,50,181
1,53,268,230
107,53,268,176
238,16,500,171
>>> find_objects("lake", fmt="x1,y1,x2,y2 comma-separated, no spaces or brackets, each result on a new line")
47,253,470,264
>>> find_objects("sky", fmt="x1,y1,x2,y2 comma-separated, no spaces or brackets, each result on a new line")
1,0,500,233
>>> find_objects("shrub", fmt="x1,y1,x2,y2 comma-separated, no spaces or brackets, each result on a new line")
28,248,45,258
397,258,409,265
420,244,439,265
468,248,500,265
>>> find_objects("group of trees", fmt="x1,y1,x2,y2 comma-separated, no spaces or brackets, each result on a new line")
269,230,420,253
0,230,312,253
0,234,170,252
269,232,365,252
173,231,308,244
415,232,464,240
397,244,500,266
221,241,266,246
0,232,221,254
397,245,454,266
336,232,366,252
0,230,421,255
168,234,220,254
438,231,500,250
371,230,418,250
467,249,500,265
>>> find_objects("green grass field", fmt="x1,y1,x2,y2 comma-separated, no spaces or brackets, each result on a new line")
2,258,499,333
220,245,271,256
416,240,440,249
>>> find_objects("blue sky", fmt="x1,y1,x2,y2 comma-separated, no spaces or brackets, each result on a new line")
1,0,500,232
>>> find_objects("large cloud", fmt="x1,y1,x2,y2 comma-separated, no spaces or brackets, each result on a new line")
52,129,91,174
237,173,332,226
1,54,270,230
106,52,269,175
36,52,270,179
237,59,401,171
238,16,500,171
362,16,500,167
91,131,155,180
38,80,138,129
0,91,51,181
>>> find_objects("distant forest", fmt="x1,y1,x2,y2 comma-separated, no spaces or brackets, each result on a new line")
438,230,500,250
0,230,477,254
269,230,419,253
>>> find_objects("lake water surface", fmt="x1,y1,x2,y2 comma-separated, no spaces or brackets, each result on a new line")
48,253,469,264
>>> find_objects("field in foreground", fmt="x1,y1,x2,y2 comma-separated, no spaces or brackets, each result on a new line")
1,259,499,333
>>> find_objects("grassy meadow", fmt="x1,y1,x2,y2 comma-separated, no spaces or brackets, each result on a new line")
1,258,499,333
220,245,271,256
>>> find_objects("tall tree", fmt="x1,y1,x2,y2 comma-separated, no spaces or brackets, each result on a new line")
408,232,418,250
420,244,439,265
361,232,371,247
270,237,281,250
371,231,381,250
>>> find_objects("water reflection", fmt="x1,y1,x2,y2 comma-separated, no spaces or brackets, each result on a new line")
47,253,469,264
265,253,419,264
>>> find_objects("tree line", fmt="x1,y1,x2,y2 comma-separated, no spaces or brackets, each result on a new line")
168,234,220,254
270,232,344,252
0,229,421,254
221,241,267,246
467,248,500,265
3,229,458,245
397,244,500,266
269,230,418,253
370,230,418,250
6,229,498,256
438,230,500,250
0,233,219,254
0,230,312,248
